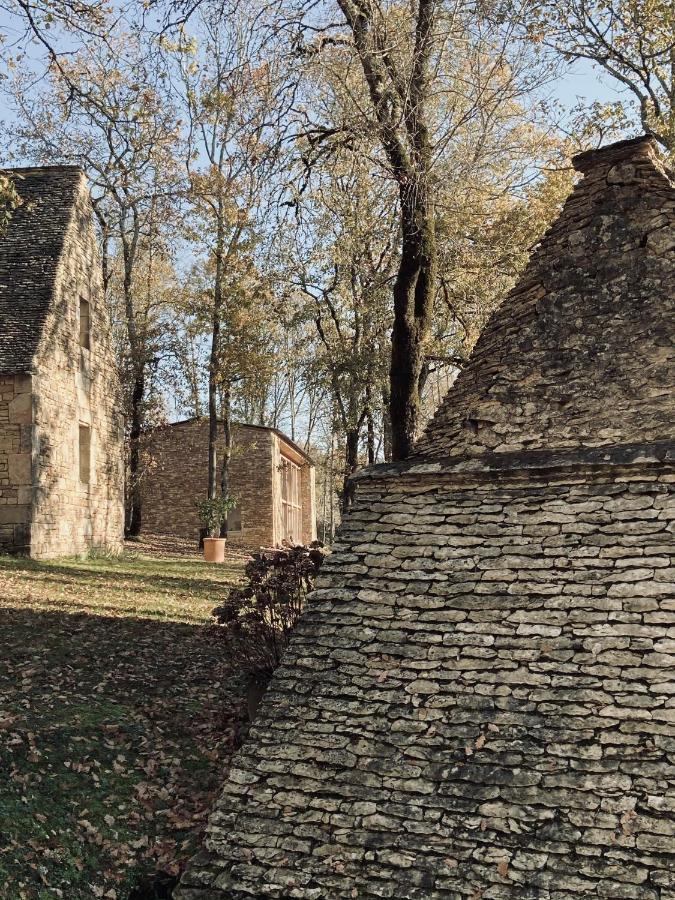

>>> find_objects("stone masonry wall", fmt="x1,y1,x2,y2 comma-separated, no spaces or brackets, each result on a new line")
142,421,276,549
0,374,32,552
30,174,123,558
177,448,674,900
141,421,316,548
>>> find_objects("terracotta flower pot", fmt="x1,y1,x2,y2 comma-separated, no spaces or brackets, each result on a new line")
203,537,226,563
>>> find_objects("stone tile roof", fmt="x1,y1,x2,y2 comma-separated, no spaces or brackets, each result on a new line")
415,134,675,458
0,165,83,374
175,136,675,900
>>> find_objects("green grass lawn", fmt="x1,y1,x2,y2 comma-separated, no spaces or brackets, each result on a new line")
0,545,246,899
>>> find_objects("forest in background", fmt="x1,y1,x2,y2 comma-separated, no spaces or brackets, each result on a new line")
0,0,672,539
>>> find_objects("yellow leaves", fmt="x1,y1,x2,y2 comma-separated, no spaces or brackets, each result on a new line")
0,173,22,235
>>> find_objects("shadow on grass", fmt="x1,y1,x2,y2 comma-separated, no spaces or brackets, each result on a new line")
0,602,229,655
0,554,243,604
0,602,246,899
5,567,235,599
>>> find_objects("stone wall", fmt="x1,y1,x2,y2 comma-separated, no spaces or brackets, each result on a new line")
177,447,674,900
0,374,32,552
141,421,316,548
30,174,124,558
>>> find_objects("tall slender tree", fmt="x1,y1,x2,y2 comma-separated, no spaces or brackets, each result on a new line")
173,5,288,507
294,0,557,457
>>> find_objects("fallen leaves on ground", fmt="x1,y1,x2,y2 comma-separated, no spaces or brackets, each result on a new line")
0,543,247,899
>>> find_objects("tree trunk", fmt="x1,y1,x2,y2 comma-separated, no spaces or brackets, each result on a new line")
219,384,232,538
207,203,226,500
342,427,360,513
365,384,375,465
328,435,335,539
122,222,143,537
126,368,144,536
389,180,436,460
207,355,219,500
382,385,393,462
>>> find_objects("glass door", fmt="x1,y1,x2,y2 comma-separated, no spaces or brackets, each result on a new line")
281,457,302,543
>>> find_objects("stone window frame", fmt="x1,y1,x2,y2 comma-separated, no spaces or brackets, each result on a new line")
79,297,91,351
78,423,92,486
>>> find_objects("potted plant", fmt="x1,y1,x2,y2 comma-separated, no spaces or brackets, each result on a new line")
197,495,236,563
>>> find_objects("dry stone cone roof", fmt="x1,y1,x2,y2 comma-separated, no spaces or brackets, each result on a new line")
416,135,673,460
0,165,83,374
176,135,675,900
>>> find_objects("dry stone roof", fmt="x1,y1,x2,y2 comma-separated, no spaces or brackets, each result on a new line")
177,136,675,900
0,165,83,374
416,135,674,458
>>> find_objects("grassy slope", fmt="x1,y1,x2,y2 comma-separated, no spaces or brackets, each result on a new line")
0,551,245,899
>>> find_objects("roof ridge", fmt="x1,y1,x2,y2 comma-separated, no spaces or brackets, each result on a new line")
572,134,659,174
1,164,83,174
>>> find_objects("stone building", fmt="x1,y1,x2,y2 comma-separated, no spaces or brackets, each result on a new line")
177,135,674,899
141,419,316,548
0,166,124,558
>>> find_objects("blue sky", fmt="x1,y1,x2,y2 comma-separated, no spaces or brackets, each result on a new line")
551,56,624,111
0,4,628,168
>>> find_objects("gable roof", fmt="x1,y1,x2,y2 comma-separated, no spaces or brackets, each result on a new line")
150,417,315,466
415,135,675,459
0,165,84,374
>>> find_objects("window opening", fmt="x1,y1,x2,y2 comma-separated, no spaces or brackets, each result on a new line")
281,457,302,543
79,298,91,350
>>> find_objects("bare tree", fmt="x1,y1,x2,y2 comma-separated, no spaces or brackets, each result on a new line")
291,0,556,457
173,4,290,509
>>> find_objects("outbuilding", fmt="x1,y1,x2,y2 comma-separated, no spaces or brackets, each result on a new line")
140,419,317,548
0,166,124,558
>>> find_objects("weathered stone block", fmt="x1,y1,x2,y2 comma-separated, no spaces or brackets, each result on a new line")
7,452,31,485
8,390,31,424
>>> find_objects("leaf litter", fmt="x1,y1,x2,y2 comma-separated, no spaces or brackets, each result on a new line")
0,546,247,898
